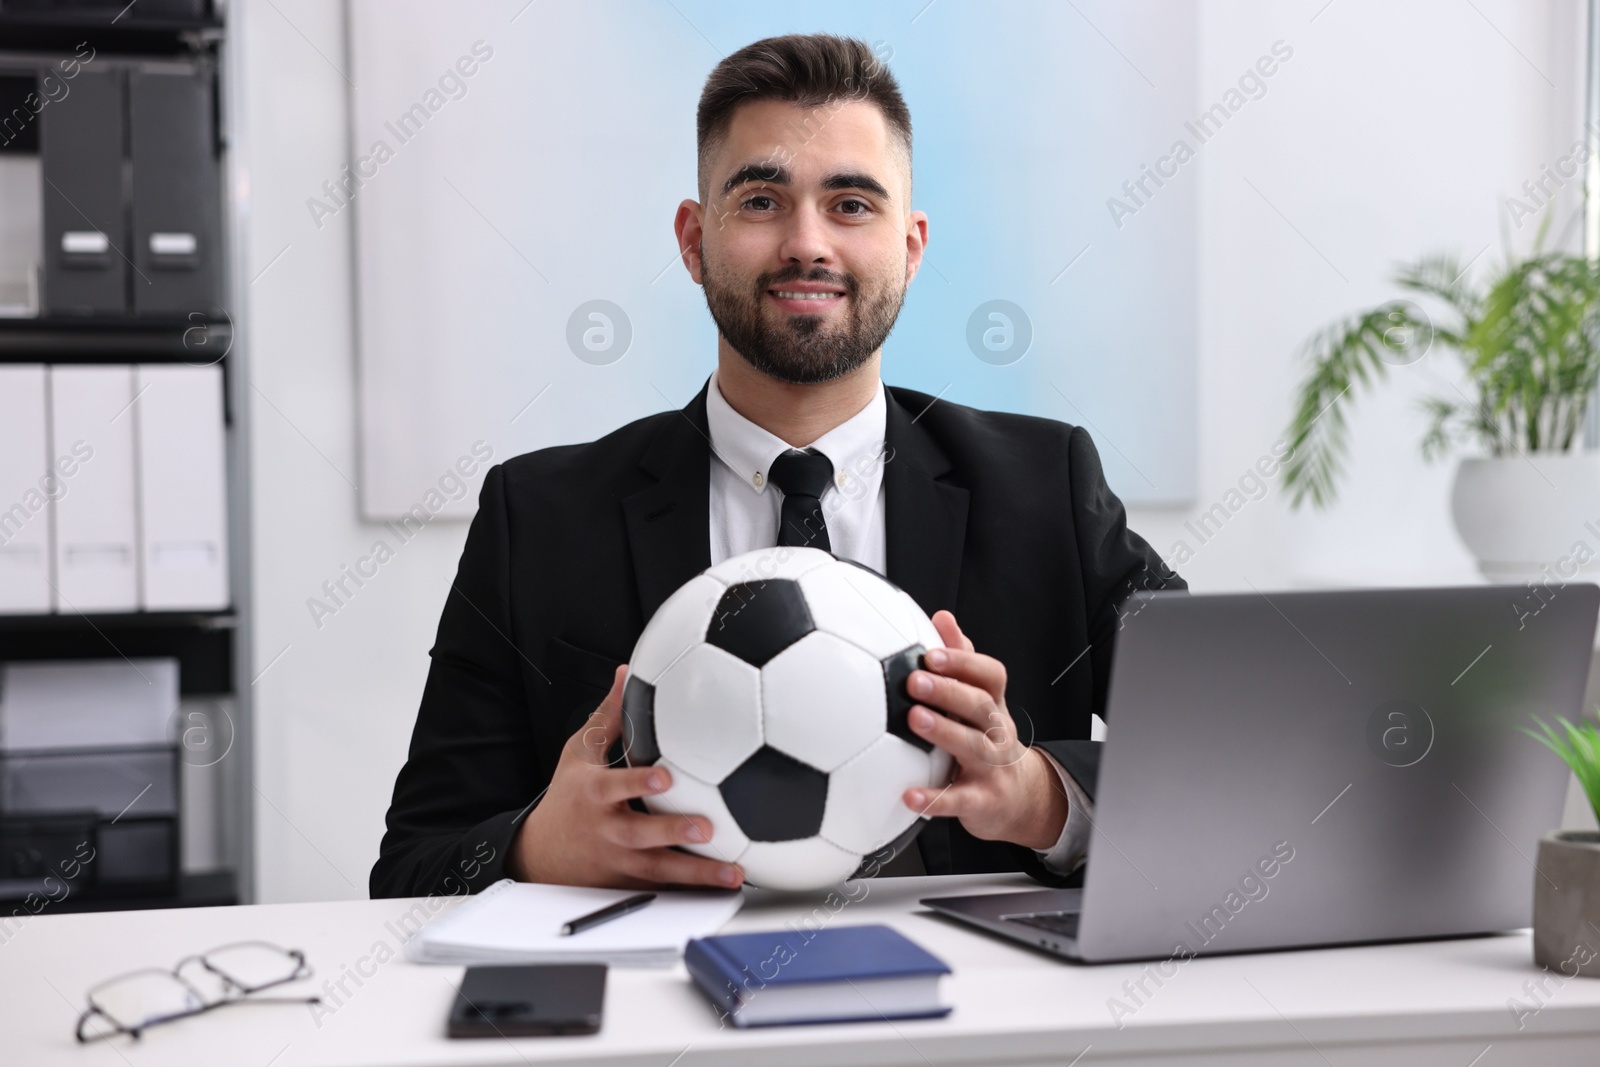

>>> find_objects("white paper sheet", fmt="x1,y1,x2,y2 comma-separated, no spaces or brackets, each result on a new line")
406,879,743,967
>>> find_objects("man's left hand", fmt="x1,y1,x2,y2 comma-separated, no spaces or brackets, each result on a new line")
901,610,1069,851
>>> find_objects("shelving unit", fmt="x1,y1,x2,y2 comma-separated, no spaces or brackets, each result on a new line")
0,7,223,55
0,0,247,913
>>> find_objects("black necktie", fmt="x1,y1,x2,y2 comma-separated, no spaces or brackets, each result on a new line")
768,448,834,552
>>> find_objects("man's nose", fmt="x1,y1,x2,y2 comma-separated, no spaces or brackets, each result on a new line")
777,203,834,266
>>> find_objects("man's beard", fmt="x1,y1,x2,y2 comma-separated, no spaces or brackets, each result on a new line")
701,256,906,385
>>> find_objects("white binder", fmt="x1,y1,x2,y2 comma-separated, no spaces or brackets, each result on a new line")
0,365,52,613
0,658,179,750
135,365,229,610
50,365,139,613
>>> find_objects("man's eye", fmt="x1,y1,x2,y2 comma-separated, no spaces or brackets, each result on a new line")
838,199,871,215
743,195,776,211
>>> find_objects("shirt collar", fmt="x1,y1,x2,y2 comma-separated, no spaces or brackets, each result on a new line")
705,367,887,495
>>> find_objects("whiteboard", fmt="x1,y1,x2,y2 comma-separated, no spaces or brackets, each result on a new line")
348,0,1198,519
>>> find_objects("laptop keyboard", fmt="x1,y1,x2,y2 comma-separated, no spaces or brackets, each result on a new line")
1005,911,1080,938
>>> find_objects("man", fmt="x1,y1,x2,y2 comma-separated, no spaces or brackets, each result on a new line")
371,33,1184,899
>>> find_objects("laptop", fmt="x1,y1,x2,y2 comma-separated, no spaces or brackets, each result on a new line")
923,583,1599,963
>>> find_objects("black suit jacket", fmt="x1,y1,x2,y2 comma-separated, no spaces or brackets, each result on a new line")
370,377,1185,898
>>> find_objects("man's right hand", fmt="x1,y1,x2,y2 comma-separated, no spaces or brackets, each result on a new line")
508,664,745,890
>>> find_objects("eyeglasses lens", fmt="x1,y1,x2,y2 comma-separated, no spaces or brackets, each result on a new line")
203,944,302,991
87,973,204,1036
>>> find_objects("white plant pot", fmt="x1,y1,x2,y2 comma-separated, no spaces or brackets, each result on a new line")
1450,455,1600,584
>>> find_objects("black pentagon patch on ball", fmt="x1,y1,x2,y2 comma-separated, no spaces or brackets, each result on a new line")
850,817,927,880
837,555,909,595
836,556,884,579
883,644,933,752
719,746,828,842
705,580,814,667
621,675,658,766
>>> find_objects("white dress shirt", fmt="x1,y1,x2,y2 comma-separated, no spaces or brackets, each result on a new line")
703,368,1092,875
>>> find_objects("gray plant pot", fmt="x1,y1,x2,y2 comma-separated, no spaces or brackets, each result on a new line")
1533,830,1600,977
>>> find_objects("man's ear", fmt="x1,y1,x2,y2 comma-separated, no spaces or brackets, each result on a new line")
674,199,706,285
904,209,929,287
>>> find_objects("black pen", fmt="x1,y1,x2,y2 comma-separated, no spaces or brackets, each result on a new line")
560,892,657,936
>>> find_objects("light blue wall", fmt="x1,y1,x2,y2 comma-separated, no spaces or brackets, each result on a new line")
351,0,1196,514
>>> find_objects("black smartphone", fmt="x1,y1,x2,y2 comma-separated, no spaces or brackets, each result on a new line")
447,963,607,1038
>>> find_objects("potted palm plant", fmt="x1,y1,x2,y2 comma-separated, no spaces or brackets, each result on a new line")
1526,717,1600,976
1281,232,1600,582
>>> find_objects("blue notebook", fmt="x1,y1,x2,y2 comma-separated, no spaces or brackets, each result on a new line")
684,924,952,1027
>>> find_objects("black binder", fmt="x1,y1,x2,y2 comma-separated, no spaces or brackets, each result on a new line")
130,62,221,315
40,66,125,315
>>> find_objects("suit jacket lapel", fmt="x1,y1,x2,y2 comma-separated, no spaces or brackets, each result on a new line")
883,385,969,878
623,378,714,625
624,379,970,623
627,378,971,621
883,385,969,619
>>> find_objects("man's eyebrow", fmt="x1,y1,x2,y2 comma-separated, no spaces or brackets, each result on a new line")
722,163,790,196
820,171,891,202
720,164,893,203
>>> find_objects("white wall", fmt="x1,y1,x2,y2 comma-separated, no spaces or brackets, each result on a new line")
236,0,1591,903
236,0,477,903
1126,0,1587,592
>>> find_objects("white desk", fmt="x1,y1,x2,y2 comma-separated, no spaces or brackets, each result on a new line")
5,874,1600,1066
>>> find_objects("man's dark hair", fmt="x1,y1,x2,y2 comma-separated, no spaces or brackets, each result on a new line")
696,33,912,201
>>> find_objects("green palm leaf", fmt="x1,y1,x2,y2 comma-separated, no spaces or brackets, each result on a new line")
1283,249,1600,509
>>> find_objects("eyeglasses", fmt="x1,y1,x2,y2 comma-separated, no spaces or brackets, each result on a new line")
75,941,321,1043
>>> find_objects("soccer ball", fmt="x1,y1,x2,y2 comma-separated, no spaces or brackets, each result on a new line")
621,546,953,891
